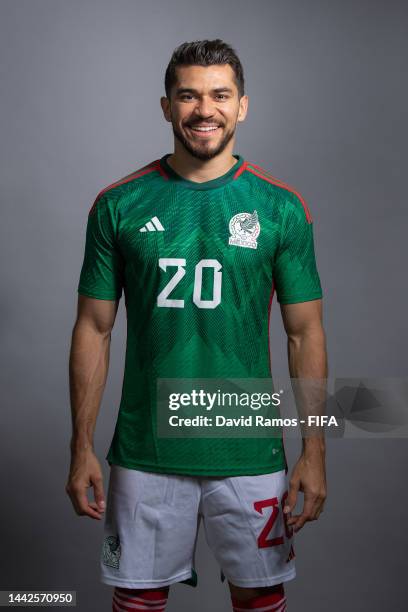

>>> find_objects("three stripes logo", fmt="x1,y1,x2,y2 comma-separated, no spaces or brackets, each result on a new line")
139,216,165,232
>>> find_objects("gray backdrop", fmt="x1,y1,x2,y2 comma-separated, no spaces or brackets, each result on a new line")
1,0,407,610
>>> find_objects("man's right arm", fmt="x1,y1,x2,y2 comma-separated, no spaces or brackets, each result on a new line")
65,294,120,520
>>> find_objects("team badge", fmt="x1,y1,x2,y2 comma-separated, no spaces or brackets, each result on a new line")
102,534,121,569
228,210,260,249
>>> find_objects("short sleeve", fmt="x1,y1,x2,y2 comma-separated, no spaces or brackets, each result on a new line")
77,193,124,300
273,194,323,304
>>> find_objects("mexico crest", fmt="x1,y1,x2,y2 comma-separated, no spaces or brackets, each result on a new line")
228,210,260,249
102,534,121,569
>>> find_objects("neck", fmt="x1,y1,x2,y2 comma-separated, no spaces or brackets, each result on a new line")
166,145,238,183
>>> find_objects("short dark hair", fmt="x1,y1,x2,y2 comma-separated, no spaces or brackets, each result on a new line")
164,39,245,99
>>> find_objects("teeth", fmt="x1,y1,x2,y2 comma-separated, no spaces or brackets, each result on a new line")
191,126,218,131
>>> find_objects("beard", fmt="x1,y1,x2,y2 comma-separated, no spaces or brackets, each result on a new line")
171,118,236,161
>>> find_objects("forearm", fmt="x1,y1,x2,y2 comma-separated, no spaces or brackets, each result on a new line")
287,325,328,453
69,321,111,453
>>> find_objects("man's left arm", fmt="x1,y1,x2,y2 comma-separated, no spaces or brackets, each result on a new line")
280,298,328,532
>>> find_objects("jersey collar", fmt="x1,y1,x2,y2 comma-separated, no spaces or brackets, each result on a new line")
159,153,246,190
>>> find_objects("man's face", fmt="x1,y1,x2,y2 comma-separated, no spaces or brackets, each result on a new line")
161,64,248,161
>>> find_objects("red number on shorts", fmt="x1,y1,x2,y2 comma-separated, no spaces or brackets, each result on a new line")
254,491,293,549
254,497,284,548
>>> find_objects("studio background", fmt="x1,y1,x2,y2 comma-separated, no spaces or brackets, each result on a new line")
1,0,406,610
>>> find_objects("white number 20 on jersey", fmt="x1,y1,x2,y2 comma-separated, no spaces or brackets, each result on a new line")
157,257,222,309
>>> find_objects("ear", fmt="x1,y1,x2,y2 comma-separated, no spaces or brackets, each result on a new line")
237,94,249,123
160,96,172,123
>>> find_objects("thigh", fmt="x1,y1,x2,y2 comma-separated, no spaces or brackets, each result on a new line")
101,465,201,588
201,470,296,588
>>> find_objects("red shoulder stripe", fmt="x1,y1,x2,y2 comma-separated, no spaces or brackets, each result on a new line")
88,160,161,216
233,159,248,179
155,159,170,180
245,162,312,223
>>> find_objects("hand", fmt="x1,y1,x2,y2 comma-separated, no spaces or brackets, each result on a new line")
65,448,106,520
283,447,326,532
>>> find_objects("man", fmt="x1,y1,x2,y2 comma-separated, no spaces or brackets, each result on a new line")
67,39,327,612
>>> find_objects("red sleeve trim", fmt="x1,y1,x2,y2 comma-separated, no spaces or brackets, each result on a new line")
267,279,275,376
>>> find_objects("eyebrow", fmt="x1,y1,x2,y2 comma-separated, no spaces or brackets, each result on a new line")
175,87,234,95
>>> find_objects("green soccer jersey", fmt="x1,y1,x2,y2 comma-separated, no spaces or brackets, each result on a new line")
77,153,323,476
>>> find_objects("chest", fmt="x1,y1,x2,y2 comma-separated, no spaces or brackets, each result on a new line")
117,190,280,272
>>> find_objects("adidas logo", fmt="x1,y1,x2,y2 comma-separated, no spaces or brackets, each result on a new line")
139,216,165,232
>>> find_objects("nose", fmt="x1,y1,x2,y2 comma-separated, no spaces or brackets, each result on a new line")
194,96,216,119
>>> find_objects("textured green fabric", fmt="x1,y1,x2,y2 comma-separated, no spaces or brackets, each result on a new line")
77,153,322,476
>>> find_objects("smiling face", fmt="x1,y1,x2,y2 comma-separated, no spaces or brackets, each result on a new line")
161,64,248,161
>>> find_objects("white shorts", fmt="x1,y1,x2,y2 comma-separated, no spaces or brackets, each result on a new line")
100,465,296,589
